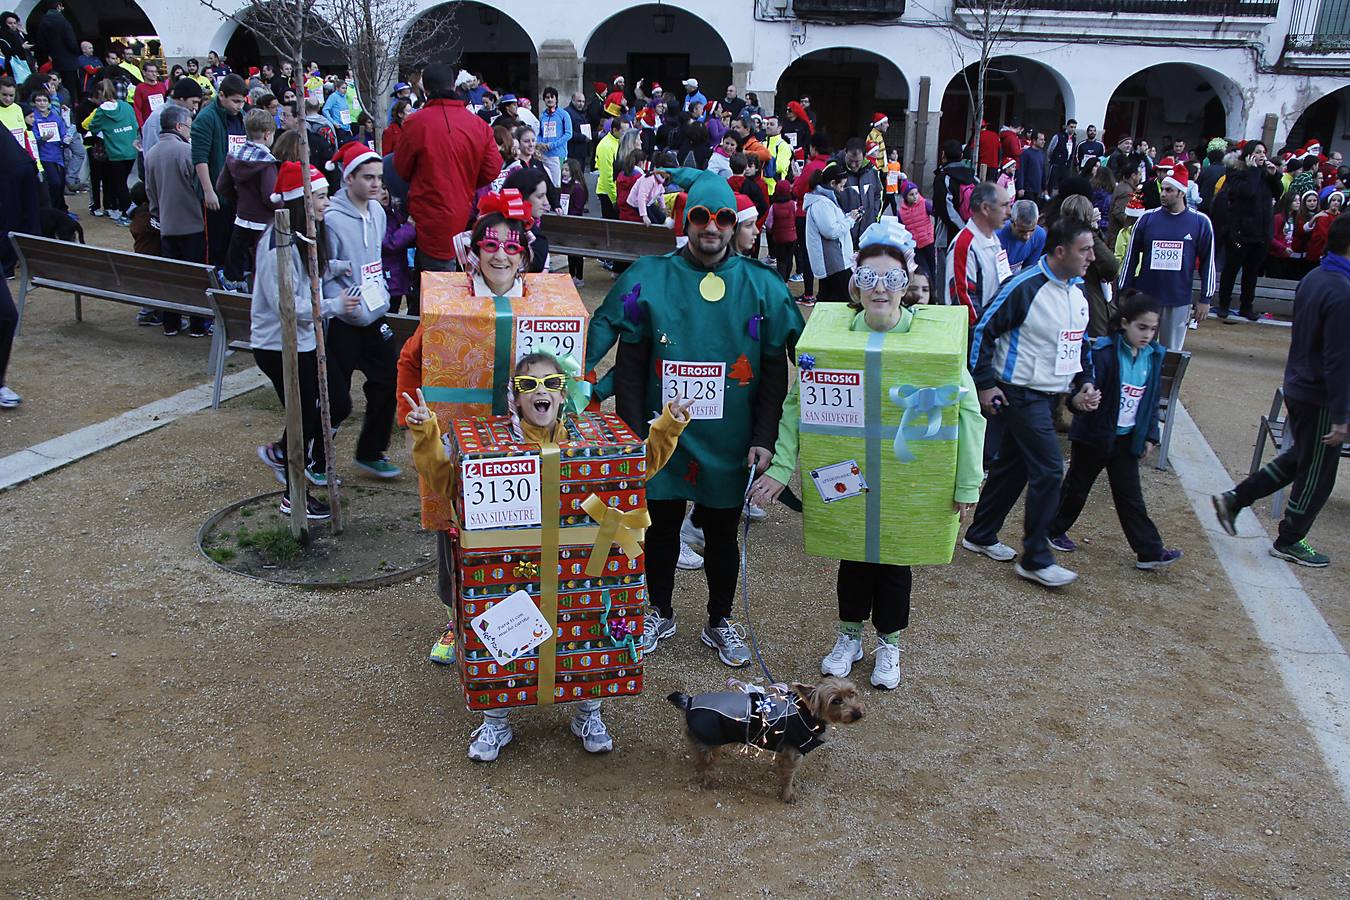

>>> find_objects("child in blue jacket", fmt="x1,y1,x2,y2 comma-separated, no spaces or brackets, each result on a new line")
1049,290,1183,569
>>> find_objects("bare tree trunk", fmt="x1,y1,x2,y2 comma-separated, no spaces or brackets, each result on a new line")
274,208,309,542
293,48,345,534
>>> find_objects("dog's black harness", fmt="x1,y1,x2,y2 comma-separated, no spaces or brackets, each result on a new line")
684,690,827,754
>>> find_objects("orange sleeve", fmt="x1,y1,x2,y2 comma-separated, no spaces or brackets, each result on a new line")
396,324,423,426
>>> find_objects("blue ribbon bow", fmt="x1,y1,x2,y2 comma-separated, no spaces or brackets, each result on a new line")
888,384,965,463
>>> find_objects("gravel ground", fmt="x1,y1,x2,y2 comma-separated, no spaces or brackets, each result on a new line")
2,217,1348,895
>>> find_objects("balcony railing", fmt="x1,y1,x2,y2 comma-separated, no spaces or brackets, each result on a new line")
954,0,1276,14
1286,0,1350,51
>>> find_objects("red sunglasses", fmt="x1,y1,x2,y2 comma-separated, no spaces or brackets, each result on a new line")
687,205,737,229
479,237,525,256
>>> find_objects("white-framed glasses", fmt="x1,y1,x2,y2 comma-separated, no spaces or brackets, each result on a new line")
854,265,909,293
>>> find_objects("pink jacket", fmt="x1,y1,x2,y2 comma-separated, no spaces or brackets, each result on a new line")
899,193,935,249
627,173,666,218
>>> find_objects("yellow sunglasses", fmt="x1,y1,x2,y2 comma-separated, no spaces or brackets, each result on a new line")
512,374,568,393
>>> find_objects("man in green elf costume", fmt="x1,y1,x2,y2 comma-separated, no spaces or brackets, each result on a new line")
586,167,804,667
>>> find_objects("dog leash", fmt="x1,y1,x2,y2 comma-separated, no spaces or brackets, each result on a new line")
738,463,777,685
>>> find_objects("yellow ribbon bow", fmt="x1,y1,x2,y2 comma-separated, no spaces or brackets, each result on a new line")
580,494,651,577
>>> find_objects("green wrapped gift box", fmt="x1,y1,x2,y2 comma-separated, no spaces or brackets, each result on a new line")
796,304,969,566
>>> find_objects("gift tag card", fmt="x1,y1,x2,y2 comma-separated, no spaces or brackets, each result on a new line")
461,456,542,529
810,459,868,503
471,589,553,665
360,260,384,312
800,368,864,428
516,316,584,365
662,360,725,420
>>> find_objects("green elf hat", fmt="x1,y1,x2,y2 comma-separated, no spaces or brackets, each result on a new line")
660,167,737,229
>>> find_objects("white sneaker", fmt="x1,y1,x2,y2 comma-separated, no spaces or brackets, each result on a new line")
821,631,863,677
789,273,804,283
570,706,614,753
961,538,1017,562
677,541,705,570
744,501,767,522
680,514,705,553
0,386,20,409
467,715,513,762
1014,562,1078,588
871,641,902,689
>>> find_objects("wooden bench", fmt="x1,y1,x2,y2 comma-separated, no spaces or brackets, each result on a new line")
1249,387,1350,516
541,214,676,262
1153,349,1191,472
1192,275,1299,305
9,233,222,375
206,288,418,409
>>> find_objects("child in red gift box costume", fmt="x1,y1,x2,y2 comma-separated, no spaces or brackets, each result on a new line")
405,355,692,761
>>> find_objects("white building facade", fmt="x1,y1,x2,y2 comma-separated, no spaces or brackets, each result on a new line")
20,0,1350,174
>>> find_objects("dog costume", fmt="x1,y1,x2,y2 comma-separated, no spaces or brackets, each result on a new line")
669,690,827,754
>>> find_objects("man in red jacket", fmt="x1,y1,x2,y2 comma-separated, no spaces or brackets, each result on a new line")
393,63,499,271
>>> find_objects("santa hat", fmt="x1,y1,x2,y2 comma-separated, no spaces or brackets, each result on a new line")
613,75,625,85
1160,160,1188,192
1303,139,1322,158
270,162,328,204
327,141,381,181
651,82,663,93
248,67,260,77
478,188,532,225
734,193,758,224
592,81,607,93
1125,191,1146,218
455,69,475,88
1000,158,1017,173
871,112,888,127
636,106,657,128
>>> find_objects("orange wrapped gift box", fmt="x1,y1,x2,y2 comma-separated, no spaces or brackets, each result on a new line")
419,272,589,530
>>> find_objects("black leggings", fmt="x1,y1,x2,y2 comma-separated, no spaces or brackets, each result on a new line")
252,347,321,489
837,560,911,634
100,158,133,215
646,499,741,627
794,217,814,296
1219,240,1267,316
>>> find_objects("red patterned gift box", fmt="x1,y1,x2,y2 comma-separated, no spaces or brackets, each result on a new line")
447,413,651,711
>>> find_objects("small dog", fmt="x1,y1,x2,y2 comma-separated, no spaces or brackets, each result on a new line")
668,677,864,803
40,208,84,245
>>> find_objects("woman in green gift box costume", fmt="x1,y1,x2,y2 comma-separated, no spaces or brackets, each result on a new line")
748,219,985,689
586,167,804,667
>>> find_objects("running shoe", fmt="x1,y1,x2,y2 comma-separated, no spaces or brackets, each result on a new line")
136,308,162,327
961,538,1017,561
677,542,704,570
701,617,751,668
1014,562,1077,587
1136,548,1184,570
820,631,863,677
256,442,287,485
870,640,902,690
744,501,767,522
428,623,456,664
467,715,513,762
1048,533,1077,553
1211,491,1239,536
279,493,332,520
640,609,676,654
1270,539,1330,568
680,514,705,553
354,456,402,479
0,386,21,409
570,706,614,753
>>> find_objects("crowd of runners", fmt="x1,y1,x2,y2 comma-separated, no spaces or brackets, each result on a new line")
1,1,1347,761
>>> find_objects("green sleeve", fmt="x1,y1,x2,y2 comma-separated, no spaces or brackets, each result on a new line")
765,379,801,486
954,366,986,504
584,263,648,402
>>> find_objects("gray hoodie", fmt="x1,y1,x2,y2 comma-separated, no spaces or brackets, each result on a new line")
322,187,390,326
250,228,344,352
